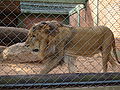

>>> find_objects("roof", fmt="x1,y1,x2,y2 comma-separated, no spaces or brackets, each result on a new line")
20,0,88,14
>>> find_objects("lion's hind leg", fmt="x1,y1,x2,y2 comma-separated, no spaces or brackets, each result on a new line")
101,44,112,72
101,53,109,72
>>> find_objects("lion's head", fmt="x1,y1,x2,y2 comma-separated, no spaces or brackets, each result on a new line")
25,21,63,60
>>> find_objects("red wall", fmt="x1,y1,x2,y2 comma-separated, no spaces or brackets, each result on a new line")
22,14,68,29
69,3,94,27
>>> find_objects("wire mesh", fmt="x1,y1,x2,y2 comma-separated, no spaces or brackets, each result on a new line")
0,0,120,89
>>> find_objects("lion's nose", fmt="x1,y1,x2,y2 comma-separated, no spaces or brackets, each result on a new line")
25,44,30,47
32,49,39,52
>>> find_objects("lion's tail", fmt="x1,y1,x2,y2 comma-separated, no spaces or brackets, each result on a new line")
112,38,120,64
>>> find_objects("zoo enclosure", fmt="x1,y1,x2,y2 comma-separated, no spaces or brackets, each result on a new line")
0,0,120,89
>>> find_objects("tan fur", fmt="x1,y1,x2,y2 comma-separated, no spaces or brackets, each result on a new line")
25,21,119,74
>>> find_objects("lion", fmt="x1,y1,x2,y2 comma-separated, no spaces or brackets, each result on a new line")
25,21,120,74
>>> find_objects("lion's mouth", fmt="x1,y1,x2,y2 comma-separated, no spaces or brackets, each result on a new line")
32,49,39,52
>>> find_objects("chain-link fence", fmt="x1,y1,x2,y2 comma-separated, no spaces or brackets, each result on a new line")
0,0,120,89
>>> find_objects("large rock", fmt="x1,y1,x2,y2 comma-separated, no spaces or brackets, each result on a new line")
2,43,41,63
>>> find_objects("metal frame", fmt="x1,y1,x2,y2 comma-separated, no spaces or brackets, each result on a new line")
2,0,88,4
0,73,120,89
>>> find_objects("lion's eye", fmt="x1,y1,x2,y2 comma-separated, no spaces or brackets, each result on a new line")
33,27,36,30
32,35,35,37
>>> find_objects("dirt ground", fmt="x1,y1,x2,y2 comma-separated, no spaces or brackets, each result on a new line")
0,53,120,76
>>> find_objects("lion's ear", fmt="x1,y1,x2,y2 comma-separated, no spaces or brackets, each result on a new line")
45,23,59,37
51,21,63,27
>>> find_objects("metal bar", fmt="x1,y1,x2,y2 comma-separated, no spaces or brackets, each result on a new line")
2,0,88,4
92,0,99,25
0,80,120,88
97,0,99,26
69,4,85,16
0,73,120,88
1,80,120,88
